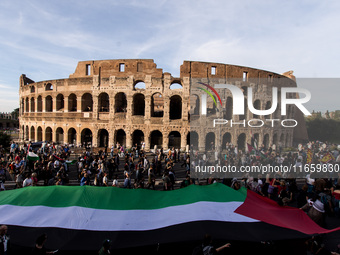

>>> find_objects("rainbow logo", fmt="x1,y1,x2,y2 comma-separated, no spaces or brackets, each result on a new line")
197,82,223,108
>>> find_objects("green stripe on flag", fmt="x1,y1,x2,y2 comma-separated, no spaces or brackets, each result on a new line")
27,151,39,161
66,159,77,165
0,183,246,210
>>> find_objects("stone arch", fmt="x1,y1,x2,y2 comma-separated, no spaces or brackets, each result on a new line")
188,131,199,150
98,129,109,147
273,133,278,147
45,127,52,142
170,95,182,119
150,130,163,149
30,86,35,93
21,98,24,114
280,133,285,147
56,127,64,144
168,131,181,149
115,129,126,147
170,81,182,90
237,133,246,151
264,101,272,118
263,134,270,149
134,81,146,90
151,92,164,117
252,99,261,118
56,94,64,111
82,93,93,112
81,128,93,147
68,93,77,112
98,92,109,112
132,129,144,147
45,83,53,91
205,132,215,152
206,94,217,116
114,92,127,113
30,126,35,141
225,97,233,120
37,126,42,141
68,128,77,145
25,125,29,140
45,96,53,112
222,132,231,150
133,93,145,116
30,97,35,112
25,97,29,112
37,96,42,112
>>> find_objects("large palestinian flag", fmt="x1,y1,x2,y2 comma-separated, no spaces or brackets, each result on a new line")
0,183,339,251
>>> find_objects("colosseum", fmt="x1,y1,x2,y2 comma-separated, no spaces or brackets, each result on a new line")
19,59,308,152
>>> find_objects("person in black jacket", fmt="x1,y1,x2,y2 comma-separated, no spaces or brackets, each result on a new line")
0,225,10,255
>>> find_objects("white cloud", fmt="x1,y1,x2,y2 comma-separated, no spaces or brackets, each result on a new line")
0,0,339,112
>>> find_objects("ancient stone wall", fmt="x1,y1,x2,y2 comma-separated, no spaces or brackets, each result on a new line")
19,60,308,151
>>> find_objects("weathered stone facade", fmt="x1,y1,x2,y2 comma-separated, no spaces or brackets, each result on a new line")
19,59,308,151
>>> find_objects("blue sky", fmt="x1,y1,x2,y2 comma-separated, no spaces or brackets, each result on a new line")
0,0,339,113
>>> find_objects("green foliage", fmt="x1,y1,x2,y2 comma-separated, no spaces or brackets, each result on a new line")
305,118,340,143
0,131,11,149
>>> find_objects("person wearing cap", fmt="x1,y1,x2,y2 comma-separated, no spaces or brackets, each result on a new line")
300,194,325,227
98,239,111,255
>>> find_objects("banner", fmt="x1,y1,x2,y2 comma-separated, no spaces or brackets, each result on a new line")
306,149,313,164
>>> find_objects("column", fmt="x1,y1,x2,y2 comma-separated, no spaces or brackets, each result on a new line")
92,95,98,119
109,129,115,148
92,129,98,147
163,98,170,122
163,132,169,150
52,96,57,112
77,96,82,112
35,98,38,113
64,96,69,113
42,97,46,112
180,131,186,151
199,130,205,152
42,124,46,142
126,96,133,119
144,131,150,152
126,132,132,148
76,128,82,147
52,126,57,143
144,95,151,120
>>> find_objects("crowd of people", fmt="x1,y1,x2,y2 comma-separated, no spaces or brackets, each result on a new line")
1,139,340,229
190,140,340,231
0,139,340,253
0,141,190,191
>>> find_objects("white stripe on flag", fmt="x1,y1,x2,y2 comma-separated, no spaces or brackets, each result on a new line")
0,202,258,231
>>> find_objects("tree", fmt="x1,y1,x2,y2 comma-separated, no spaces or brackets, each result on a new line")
305,118,340,143
0,131,11,149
